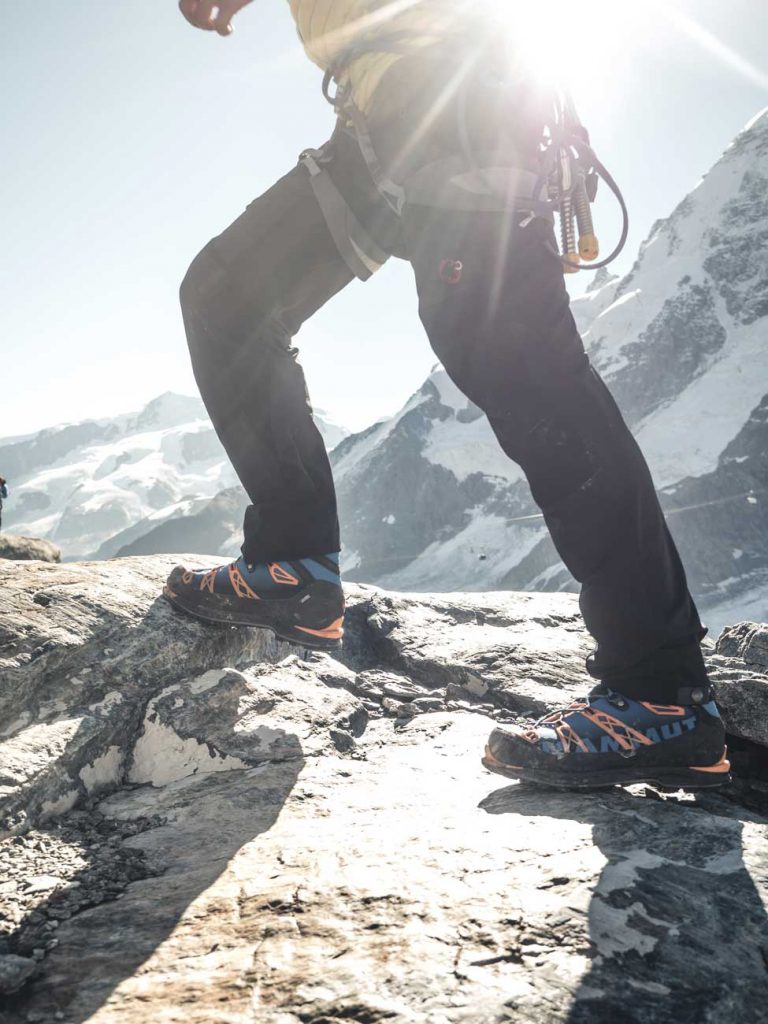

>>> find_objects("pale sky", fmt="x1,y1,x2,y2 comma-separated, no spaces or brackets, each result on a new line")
2,1,767,439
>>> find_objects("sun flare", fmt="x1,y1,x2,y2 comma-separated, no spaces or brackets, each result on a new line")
487,0,768,99
488,0,647,97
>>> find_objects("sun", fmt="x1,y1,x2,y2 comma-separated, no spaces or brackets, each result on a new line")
486,0,768,100
486,0,651,100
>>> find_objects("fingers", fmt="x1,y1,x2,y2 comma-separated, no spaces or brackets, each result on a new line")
216,0,254,36
179,1,213,31
179,0,251,36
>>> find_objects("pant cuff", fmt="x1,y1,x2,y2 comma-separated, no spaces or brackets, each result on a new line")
240,503,340,565
587,637,713,705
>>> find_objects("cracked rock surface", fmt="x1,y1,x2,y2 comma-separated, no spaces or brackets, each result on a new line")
1,557,767,1023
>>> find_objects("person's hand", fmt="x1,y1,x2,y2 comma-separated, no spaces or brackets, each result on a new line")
178,0,254,37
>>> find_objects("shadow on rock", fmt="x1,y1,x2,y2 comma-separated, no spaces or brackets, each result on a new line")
480,783,768,1023
1,739,305,1023
1,561,369,1022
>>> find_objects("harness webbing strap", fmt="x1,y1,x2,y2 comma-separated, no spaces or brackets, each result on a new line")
300,149,390,281
345,103,406,216
321,29,437,217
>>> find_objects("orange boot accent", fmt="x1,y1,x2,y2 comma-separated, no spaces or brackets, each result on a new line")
483,745,523,771
690,749,731,774
556,721,590,754
639,702,686,716
268,562,300,586
199,568,217,594
295,616,344,641
581,708,655,750
228,563,259,600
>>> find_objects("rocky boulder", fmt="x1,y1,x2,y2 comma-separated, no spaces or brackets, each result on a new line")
0,534,61,563
0,557,767,1023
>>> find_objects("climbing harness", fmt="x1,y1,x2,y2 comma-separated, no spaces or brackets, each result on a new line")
305,25,629,279
297,30,414,281
299,143,391,281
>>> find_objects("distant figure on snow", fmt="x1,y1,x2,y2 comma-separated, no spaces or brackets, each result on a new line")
163,0,730,792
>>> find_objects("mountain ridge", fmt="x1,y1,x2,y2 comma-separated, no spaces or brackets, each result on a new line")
0,393,348,559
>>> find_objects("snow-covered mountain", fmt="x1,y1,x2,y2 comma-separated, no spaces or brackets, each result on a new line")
333,108,768,632
0,394,348,559
332,368,541,588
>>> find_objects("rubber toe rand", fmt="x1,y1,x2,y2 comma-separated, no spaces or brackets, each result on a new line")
481,745,732,791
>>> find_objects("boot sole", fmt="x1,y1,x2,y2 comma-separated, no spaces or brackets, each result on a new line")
481,746,732,791
162,578,344,652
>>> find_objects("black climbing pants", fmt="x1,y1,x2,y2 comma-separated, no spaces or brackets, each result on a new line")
179,90,710,702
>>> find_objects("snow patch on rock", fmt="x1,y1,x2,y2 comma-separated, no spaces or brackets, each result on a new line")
40,789,79,819
423,413,523,484
129,711,249,788
380,511,544,592
79,746,123,793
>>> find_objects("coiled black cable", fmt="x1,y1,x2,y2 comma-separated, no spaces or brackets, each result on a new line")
553,135,630,271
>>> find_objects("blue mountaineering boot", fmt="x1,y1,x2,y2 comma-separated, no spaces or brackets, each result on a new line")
482,689,730,789
163,553,344,650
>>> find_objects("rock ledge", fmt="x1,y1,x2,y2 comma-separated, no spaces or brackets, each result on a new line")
1,557,767,1023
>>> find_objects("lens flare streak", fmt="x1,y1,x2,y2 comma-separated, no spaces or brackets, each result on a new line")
654,2,768,92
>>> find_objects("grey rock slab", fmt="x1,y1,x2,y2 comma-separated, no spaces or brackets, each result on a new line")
11,713,768,1024
128,660,367,787
364,589,592,713
0,556,350,830
0,807,163,975
0,953,37,995
3,557,768,1021
0,536,61,563
411,697,445,713
362,589,768,748
709,622,768,746
716,621,768,670
3,557,768,839
381,679,431,701
381,697,408,717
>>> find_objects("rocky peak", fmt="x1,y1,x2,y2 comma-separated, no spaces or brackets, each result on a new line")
585,267,619,294
729,105,768,152
127,392,207,432
1,556,767,1020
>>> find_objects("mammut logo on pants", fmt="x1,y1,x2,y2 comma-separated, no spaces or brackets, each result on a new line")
439,259,463,285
